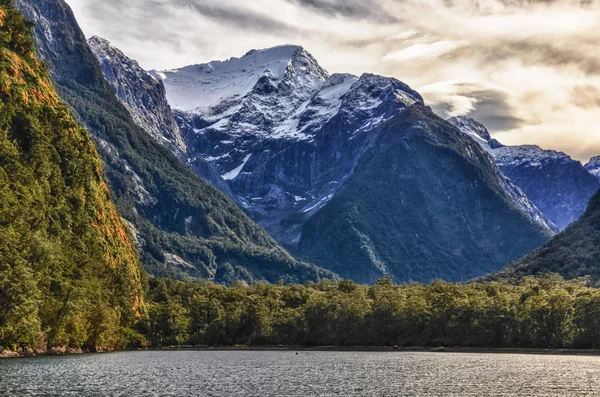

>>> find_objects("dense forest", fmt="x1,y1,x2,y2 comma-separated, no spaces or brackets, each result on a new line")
0,0,144,354
140,275,600,350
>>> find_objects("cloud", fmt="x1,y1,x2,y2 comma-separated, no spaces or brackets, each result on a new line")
383,39,470,62
64,0,600,161
419,81,526,131
572,85,600,109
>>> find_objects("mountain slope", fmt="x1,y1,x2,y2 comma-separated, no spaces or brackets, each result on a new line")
296,107,552,283
15,0,330,284
0,1,143,353
492,189,600,281
450,116,598,231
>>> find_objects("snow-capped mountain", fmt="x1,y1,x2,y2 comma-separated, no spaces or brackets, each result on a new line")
17,1,330,284
91,43,555,283
154,46,427,243
450,116,599,230
585,156,600,181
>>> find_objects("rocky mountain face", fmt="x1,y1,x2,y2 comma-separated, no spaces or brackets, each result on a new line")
132,46,552,283
87,36,234,197
0,2,143,352
88,36,185,154
153,48,550,246
450,116,599,231
16,0,331,284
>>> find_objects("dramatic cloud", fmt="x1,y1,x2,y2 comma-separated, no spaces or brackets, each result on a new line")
65,0,600,161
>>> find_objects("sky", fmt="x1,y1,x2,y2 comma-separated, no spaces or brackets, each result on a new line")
65,0,600,162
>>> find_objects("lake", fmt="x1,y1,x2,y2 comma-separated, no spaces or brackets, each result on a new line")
1,350,599,396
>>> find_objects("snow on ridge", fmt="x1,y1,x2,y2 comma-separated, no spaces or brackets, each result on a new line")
449,116,575,168
494,145,575,168
448,116,494,153
585,156,600,180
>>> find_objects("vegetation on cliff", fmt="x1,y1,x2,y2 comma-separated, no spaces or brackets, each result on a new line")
493,189,600,281
0,1,144,354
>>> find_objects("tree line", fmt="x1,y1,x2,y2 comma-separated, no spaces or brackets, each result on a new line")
138,275,600,350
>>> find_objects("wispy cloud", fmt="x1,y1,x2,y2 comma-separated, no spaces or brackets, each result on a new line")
65,0,600,161
382,40,470,62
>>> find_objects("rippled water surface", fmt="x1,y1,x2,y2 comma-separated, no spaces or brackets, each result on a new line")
1,350,600,396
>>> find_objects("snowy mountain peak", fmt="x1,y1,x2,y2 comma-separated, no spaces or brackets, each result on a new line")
449,116,574,167
152,45,328,115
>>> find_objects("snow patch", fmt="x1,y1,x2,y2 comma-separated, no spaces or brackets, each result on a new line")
222,154,252,180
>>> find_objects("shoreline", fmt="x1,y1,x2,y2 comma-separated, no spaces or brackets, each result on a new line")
157,345,600,356
5,345,600,359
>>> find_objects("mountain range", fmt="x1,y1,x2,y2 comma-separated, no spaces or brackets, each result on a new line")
12,0,600,285
89,38,558,283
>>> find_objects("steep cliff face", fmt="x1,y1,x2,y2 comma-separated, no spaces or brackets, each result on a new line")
0,1,143,353
88,35,186,154
450,116,599,231
15,0,331,284
87,35,235,198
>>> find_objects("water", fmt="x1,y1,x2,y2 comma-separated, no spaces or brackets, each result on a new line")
1,350,599,396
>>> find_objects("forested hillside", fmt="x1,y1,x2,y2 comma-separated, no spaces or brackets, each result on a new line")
493,189,600,281
0,1,144,354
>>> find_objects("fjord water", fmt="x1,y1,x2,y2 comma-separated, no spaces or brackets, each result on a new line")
1,351,599,396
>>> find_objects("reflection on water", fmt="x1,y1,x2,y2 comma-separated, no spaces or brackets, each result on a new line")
1,350,599,396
